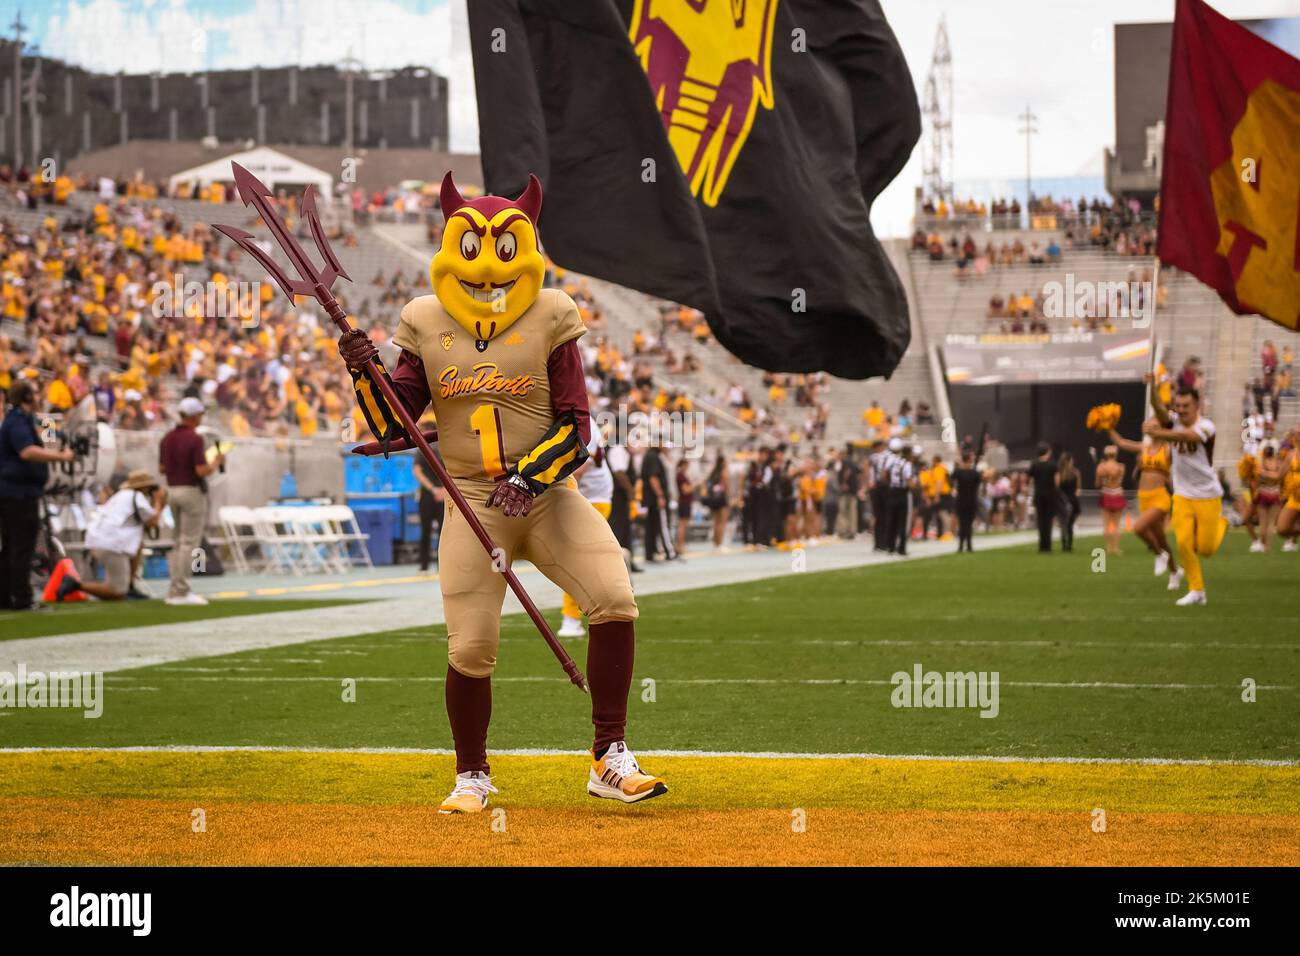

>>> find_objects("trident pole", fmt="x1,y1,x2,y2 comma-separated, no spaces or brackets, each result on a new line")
215,162,587,693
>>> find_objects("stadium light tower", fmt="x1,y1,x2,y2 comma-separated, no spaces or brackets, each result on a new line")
1019,104,1038,216
921,15,953,205
341,48,363,157
10,9,24,169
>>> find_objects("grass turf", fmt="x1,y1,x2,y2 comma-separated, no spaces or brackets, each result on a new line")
2,534,1297,761
0,598,362,641
2,753,1297,865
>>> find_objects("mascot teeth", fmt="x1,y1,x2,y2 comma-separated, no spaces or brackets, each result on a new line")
458,279,516,303
460,281,495,303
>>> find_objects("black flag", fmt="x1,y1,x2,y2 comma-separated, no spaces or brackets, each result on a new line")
469,0,919,379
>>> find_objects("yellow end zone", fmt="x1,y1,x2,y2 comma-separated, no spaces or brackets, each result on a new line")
1,751,1296,865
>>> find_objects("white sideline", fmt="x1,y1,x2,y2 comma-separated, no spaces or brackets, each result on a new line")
0,745,1294,767
96,674,1297,691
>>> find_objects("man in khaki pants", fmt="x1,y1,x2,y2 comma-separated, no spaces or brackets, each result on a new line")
159,397,224,606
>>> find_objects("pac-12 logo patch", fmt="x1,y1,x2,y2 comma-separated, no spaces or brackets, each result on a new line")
440,330,456,351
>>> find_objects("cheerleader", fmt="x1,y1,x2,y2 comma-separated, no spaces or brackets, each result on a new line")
1095,445,1127,556
1276,434,1300,552
1109,425,1180,588
1253,443,1286,553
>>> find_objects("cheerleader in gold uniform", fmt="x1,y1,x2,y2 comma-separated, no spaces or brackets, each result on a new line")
1252,444,1286,553
1109,425,1181,588
1275,434,1300,553
1237,452,1260,546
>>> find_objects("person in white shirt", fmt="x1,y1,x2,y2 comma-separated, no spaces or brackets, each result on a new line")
1146,385,1227,606
56,470,166,602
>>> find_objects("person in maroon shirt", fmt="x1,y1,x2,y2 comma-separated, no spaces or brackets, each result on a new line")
158,396,224,605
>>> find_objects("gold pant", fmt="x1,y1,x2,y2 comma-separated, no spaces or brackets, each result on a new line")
562,500,614,620
1170,494,1226,592
440,482,635,677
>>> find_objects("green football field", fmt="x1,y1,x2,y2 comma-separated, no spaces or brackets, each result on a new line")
5,533,1297,761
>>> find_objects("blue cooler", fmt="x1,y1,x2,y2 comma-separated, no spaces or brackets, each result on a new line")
351,507,396,565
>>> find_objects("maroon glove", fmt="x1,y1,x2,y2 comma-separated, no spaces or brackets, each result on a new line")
487,472,535,517
338,328,378,371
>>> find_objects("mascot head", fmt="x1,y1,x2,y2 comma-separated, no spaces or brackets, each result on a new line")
431,172,545,350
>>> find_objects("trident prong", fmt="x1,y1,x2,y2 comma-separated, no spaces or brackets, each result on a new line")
212,162,349,305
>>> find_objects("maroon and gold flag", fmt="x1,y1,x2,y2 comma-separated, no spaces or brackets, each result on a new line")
1157,0,1300,331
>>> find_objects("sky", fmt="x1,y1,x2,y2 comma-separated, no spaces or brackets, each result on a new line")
14,0,1300,237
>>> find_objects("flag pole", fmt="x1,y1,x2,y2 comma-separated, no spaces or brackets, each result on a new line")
1145,256,1161,415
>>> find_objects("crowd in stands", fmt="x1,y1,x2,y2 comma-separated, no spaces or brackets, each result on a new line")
918,196,1020,224
1243,340,1296,436
909,189,1171,336
0,163,830,461
860,397,934,442
980,265,1163,335
912,229,1064,276
916,193,1149,234
569,278,708,427
0,173,395,442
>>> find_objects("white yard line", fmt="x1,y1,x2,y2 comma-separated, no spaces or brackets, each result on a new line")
88,674,1296,690
0,744,1293,767
0,532,1036,676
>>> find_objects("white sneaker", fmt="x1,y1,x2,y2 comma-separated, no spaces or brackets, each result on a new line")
1167,568,1184,591
165,593,209,606
1249,541,1266,553
1175,589,1207,606
1283,540,1298,553
1153,552,1170,576
588,741,668,804
557,615,586,639
438,770,498,814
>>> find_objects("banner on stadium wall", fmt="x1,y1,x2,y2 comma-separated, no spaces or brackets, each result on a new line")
941,333,1152,385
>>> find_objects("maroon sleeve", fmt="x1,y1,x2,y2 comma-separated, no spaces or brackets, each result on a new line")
547,340,591,445
390,349,433,421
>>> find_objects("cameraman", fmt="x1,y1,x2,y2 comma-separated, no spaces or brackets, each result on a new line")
0,380,75,612
55,470,165,602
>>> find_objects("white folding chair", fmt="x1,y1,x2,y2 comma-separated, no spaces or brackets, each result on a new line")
252,506,311,575
319,504,373,569
289,505,351,573
217,505,263,573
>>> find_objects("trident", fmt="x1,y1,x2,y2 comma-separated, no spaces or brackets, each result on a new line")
214,162,588,693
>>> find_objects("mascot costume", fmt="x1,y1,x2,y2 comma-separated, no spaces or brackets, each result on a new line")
339,174,667,812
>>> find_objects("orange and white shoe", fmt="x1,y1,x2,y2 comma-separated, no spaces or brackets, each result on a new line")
588,741,668,804
438,770,498,814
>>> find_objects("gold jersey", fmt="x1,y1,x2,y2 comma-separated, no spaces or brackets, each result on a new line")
393,288,586,492
1139,444,1171,475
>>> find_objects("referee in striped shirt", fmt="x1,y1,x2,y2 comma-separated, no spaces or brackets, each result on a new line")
883,439,916,555
867,440,889,551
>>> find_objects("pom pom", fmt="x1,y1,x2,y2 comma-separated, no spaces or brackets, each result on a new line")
1086,403,1122,432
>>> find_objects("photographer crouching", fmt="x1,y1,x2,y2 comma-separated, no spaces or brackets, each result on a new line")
0,380,76,612
54,470,165,603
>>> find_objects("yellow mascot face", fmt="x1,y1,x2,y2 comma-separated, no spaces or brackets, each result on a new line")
431,172,546,350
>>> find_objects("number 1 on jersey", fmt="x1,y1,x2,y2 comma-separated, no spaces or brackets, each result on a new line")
471,403,507,478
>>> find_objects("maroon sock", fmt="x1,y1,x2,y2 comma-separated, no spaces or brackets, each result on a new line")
588,620,635,756
445,665,491,774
